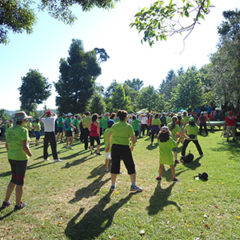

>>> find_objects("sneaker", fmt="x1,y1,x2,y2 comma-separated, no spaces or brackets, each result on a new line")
110,185,115,191
104,169,110,173
96,152,102,155
1,201,11,209
43,158,50,161
200,154,204,157
54,159,62,162
156,176,162,181
14,202,26,211
175,159,180,164
173,177,179,182
130,185,143,192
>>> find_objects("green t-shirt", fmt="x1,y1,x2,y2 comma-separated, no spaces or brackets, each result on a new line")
158,137,177,165
132,119,140,131
99,119,104,128
166,116,172,124
26,121,32,131
82,116,92,129
6,125,29,161
152,118,161,126
33,122,41,132
57,117,64,128
102,116,109,129
182,116,189,125
110,121,134,146
185,124,199,140
168,123,181,140
73,118,80,127
104,127,112,152
65,118,73,131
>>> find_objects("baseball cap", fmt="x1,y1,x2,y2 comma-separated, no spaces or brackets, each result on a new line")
108,120,114,127
67,113,73,116
14,111,32,121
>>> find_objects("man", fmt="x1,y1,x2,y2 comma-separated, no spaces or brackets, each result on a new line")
198,112,208,135
82,112,92,150
65,113,75,149
56,113,65,143
225,111,236,142
40,110,61,162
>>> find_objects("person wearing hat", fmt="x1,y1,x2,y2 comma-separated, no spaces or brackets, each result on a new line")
1,111,32,211
40,110,61,162
103,119,114,173
181,117,203,158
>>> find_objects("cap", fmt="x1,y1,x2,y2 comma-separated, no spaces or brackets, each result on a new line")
14,111,32,121
67,113,73,116
161,126,169,131
108,120,114,126
45,110,52,115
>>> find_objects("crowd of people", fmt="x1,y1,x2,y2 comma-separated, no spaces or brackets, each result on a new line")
0,107,239,211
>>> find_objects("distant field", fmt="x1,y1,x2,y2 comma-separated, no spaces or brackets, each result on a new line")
0,131,240,240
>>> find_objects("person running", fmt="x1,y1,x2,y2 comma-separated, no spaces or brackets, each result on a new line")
156,126,178,182
56,114,65,143
103,119,114,173
1,111,32,211
181,117,203,158
33,119,41,146
105,110,143,192
89,114,101,155
40,110,61,162
151,114,161,144
168,116,181,163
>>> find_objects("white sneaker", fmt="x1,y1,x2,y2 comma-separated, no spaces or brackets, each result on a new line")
54,159,62,162
43,158,50,161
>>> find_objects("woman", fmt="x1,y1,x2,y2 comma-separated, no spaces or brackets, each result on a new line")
89,113,101,155
106,110,142,192
1,111,32,211
151,114,161,144
33,118,41,146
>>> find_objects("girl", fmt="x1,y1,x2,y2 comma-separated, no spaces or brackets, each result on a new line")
156,126,178,182
89,113,101,155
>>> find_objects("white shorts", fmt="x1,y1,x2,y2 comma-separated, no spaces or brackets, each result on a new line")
105,152,111,160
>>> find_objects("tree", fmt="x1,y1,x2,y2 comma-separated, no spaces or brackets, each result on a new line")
0,109,10,121
0,0,119,44
89,94,106,114
209,10,240,110
55,39,102,113
19,69,51,114
130,0,212,45
124,78,144,92
171,66,203,111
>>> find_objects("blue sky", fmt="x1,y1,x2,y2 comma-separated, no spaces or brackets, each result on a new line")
0,0,239,110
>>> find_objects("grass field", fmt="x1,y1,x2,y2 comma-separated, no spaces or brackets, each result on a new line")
0,131,240,240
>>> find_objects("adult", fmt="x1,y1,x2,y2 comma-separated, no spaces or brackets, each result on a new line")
160,113,167,127
140,114,148,136
56,114,65,143
65,113,75,149
73,115,80,140
151,114,161,144
82,112,92,150
181,117,203,158
40,110,61,162
1,111,32,211
106,110,143,192
225,111,236,142
198,112,208,135
89,113,101,155
33,118,41,146
102,113,109,132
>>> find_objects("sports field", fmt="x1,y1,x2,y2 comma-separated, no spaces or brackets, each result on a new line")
0,131,239,240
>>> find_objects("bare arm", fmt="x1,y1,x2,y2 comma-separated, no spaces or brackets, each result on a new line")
5,141,8,151
105,132,112,152
22,140,32,157
130,135,137,151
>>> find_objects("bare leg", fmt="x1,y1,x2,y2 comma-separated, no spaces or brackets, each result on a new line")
158,164,164,177
105,158,110,170
4,182,16,202
130,173,136,184
16,185,24,205
90,145,93,154
97,144,100,153
170,165,176,179
111,173,118,185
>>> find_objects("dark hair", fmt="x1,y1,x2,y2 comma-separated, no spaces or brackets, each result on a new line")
117,110,128,121
85,112,90,116
92,114,98,122
170,116,177,131
110,113,116,120
155,114,159,119
132,115,136,120
16,120,23,125
36,119,40,123
158,132,170,142
189,121,196,126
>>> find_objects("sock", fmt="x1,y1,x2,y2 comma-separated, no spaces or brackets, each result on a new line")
131,182,136,187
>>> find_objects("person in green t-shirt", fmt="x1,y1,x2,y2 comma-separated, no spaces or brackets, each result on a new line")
131,115,140,138
73,115,80,140
1,111,32,211
105,110,143,192
182,111,190,127
56,114,65,143
168,116,181,163
151,114,161,144
82,112,92,150
102,113,109,132
65,113,75,149
103,120,114,173
33,119,41,146
181,117,203,158
156,126,178,182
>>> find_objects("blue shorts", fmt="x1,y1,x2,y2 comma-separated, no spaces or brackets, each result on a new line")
35,131,40,140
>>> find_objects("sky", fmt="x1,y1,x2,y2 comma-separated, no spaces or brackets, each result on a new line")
0,0,239,111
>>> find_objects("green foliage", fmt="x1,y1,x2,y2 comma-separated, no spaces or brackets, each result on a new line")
0,0,119,44
55,39,102,114
171,66,203,111
130,0,211,45
89,94,106,114
124,78,144,92
19,69,51,114
0,109,10,120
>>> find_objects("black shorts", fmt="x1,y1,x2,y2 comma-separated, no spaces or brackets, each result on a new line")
74,128,79,134
66,130,73,137
57,127,64,133
134,130,139,137
90,136,100,146
9,159,28,186
111,144,136,174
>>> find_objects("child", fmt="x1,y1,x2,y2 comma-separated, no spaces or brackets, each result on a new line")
33,119,41,146
156,126,178,182
103,119,114,173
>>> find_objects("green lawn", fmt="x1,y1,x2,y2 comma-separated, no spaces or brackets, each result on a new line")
0,131,240,240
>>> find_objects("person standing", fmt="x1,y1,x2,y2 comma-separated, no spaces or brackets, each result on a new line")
140,114,148,136
106,110,143,192
56,114,65,143
1,111,32,211
82,112,92,150
65,113,75,149
33,119,41,146
225,111,237,142
89,114,101,155
40,110,61,162
151,114,161,144
198,112,208,135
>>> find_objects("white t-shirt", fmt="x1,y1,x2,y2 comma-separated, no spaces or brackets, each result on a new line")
141,116,148,125
41,116,57,132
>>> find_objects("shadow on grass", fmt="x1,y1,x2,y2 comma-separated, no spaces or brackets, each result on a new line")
27,161,55,170
0,209,14,220
87,164,105,179
65,191,138,240
62,155,95,169
182,156,202,170
0,170,11,178
69,174,110,204
146,182,181,215
146,143,158,150
162,167,188,182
